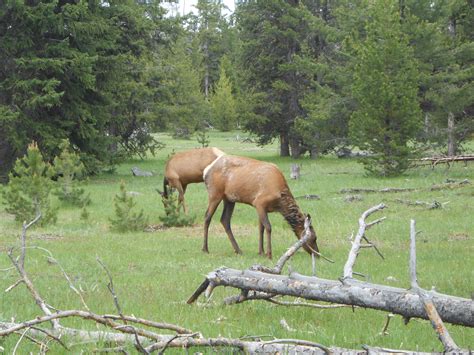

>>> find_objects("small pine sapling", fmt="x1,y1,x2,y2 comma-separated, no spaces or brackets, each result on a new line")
110,181,148,232
80,205,90,221
159,190,195,227
53,139,91,206
196,130,210,148
2,142,57,225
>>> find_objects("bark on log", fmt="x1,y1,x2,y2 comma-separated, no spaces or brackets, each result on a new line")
192,267,474,327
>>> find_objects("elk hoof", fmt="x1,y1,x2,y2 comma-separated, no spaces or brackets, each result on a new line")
202,248,209,253
235,249,243,255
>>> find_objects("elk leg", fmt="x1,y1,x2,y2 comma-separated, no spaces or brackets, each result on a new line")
256,208,272,259
168,178,186,214
181,185,188,214
202,198,222,253
177,184,186,214
258,221,264,255
220,200,242,254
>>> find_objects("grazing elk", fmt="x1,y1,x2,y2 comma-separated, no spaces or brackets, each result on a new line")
160,147,225,213
202,155,319,259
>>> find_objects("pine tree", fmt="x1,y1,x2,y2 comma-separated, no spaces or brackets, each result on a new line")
159,191,195,228
0,1,170,176
2,142,57,225
109,181,148,232
349,1,422,176
156,37,207,138
53,139,90,206
236,0,319,157
210,65,238,131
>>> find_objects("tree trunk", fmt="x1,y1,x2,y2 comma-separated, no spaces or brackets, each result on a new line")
280,132,290,157
310,146,318,160
198,267,474,327
447,112,456,157
289,137,302,158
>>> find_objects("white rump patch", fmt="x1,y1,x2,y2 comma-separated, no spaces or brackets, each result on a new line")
203,154,225,180
212,147,225,157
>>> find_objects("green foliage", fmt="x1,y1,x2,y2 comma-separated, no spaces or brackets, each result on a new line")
0,1,169,176
2,142,57,225
156,37,207,139
349,2,422,176
80,206,90,221
196,130,211,148
53,139,90,206
109,181,148,232
159,191,195,228
209,65,238,131
236,0,320,157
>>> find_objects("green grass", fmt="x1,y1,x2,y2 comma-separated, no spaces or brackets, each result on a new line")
1,131,473,352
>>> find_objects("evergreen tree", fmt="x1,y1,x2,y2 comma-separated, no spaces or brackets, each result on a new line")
294,0,356,157
0,1,171,177
155,37,207,138
349,1,422,176
2,142,57,225
210,65,238,131
419,0,474,155
52,139,90,206
236,0,319,157
109,181,148,232
159,191,195,228
190,0,229,97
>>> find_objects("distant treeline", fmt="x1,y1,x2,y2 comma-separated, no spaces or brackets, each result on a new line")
0,0,472,178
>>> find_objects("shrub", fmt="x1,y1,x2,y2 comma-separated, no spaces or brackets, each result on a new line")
109,181,148,232
2,142,57,225
159,191,195,228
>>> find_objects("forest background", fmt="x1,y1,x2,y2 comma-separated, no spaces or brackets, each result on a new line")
1,0,473,179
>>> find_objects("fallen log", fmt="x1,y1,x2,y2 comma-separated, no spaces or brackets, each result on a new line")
192,267,474,328
411,155,474,168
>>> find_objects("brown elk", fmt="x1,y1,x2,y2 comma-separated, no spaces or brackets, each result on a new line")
160,147,225,213
202,155,319,259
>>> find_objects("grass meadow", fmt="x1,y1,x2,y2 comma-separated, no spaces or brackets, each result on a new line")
1,131,473,353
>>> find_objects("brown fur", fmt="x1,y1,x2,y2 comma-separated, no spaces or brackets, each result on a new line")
202,155,319,259
162,147,224,213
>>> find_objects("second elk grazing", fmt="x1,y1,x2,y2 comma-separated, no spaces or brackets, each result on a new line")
202,155,319,259
159,147,225,213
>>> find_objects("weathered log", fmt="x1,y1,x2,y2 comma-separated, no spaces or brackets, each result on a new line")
192,267,474,328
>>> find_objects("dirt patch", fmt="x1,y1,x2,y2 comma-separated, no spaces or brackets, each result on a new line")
448,233,470,242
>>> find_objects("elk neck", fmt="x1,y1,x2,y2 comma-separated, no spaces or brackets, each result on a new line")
279,190,306,239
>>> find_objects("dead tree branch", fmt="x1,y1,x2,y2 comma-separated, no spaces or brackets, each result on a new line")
343,203,386,279
189,266,473,327
6,213,60,330
409,220,460,352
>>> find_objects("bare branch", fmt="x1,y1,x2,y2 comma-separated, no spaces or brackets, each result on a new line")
101,315,193,334
224,292,353,309
5,279,24,293
7,214,60,329
343,203,386,279
97,257,125,320
409,220,460,352
19,212,42,269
